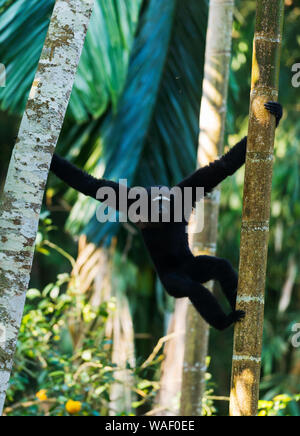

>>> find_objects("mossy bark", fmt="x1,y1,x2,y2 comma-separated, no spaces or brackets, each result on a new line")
0,0,94,414
180,0,234,416
229,0,285,417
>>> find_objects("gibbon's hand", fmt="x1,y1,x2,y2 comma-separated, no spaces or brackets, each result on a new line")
264,101,283,127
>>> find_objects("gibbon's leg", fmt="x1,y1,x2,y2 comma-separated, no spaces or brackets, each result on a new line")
160,272,244,330
181,256,238,311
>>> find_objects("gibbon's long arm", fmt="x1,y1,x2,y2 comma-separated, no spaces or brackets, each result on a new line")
177,101,282,201
177,136,247,197
50,154,130,212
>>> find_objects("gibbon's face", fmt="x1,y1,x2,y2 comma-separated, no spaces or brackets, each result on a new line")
131,186,176,229
152,192,171,218
145,186,175,226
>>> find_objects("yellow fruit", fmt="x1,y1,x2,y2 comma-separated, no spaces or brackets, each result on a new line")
66,400,82,414
258,410,267,416
36,389,48,401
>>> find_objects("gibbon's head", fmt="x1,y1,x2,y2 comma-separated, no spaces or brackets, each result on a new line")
130,185,179,229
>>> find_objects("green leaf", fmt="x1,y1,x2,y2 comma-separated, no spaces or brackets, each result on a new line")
26,289,41,300
0,0,142,119
0,0,55,112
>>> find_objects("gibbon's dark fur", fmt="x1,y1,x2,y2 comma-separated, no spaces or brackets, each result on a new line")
50,102,282,330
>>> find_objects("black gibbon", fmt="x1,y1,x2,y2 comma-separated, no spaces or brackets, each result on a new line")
50,102,282,330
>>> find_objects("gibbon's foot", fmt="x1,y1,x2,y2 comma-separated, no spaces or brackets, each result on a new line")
229,289,238,312
213,310,246,331
264,101,282,127
229,310,246,324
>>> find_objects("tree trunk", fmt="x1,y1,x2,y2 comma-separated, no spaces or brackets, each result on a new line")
108,290,136,416
180,0,234,416
0,0,94,414
155,299,188,415
105,244,136,416
229,0,285,417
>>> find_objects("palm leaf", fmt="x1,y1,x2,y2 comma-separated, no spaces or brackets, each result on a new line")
0,0,54,113
63,0,209,243
0,0,142,120
69,0,142,122
0,0,209,245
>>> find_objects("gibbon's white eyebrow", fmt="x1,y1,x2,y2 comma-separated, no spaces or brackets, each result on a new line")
152,195,171,202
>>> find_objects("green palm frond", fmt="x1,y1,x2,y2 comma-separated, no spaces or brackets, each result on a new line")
69,0,142,122
0,0,209,245
0,0,54,113
0,0,142,119
63,0,209,243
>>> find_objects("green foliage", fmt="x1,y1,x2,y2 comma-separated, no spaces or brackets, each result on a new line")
69,0,142,122
59,0,209,243
202,358,218,417
0,0,54,113
0,0,209,245
0,0,141,118
258,394,300,417
5,269,160,416
4,219,160,416
6,272,114,416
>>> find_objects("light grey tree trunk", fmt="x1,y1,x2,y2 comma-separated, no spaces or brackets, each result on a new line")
180,0,234,416
0,0,94,414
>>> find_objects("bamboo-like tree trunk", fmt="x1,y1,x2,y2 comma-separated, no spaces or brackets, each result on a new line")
180,0,234,416
0,0,94,414
229,0,285,417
